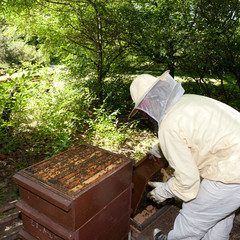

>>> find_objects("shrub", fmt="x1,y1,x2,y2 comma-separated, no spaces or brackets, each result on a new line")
0,66,95,161
0,30,48,71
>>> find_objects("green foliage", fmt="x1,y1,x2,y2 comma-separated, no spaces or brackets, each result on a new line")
0,28,48,71
117,0,193,76
0,0,240,168
0,66,95,161
0,63,157,164
3,0,130,102
179,0,240,102
102,75,133,113
1,64,239,169
86,102,158,160
87,103,126,150
3,0,240,104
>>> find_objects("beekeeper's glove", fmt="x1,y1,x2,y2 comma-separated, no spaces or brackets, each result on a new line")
148,181,174,203
147,144,161,162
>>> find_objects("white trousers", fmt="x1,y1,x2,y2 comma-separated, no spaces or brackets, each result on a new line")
168,179,240,240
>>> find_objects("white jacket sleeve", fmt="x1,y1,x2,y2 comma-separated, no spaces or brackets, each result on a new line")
159,128,200,202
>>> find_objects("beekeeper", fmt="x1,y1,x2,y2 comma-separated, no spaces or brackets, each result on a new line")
129,71,240,240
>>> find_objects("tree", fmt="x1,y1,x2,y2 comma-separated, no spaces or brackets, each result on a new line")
3,0,240,105
3,0,129,101
118,0,194,77
180,0,240,103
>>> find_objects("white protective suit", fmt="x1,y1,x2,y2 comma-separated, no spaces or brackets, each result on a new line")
159,94,240,201
129,71,240,239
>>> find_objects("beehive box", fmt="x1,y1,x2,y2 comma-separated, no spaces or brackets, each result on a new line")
13,144,133,240
131,155,165,216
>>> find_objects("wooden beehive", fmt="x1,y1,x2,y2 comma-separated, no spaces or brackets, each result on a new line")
13,144,133,240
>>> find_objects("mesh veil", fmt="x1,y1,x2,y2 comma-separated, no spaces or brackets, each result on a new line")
136,75,184,125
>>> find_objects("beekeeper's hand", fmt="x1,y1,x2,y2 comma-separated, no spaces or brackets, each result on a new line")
147,144,161,159
148,181,174,203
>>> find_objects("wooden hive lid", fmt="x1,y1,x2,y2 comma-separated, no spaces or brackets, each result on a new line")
20,144,130,197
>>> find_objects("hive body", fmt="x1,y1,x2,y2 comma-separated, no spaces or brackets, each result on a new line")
13,144,133,240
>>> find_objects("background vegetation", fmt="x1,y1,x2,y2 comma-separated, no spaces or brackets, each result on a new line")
0,0,240,204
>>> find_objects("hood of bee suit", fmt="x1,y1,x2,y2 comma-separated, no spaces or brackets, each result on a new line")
129,70,185,126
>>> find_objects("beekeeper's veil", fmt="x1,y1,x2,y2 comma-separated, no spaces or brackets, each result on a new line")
128,71,184,126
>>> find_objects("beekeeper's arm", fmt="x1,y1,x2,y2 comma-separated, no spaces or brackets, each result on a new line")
161,128,200,202
149,128,200,202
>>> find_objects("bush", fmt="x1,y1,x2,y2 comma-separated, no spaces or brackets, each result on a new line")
0,66,96,162
87,103,126,150
0,30,48,71
0,65,159,165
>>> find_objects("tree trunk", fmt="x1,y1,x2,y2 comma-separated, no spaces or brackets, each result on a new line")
168,62,175,78
1,85,19,133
